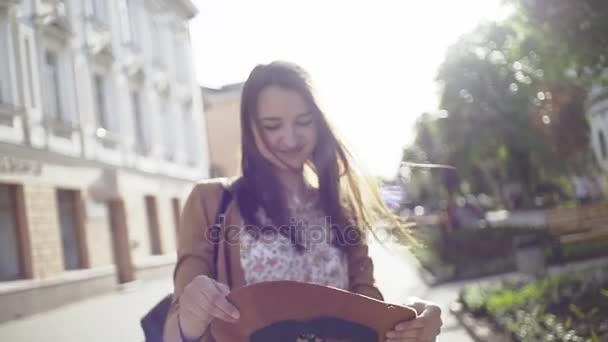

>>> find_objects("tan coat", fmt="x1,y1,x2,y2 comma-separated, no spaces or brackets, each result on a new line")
167,179,383,340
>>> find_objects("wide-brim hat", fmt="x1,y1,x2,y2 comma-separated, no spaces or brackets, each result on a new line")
210,281,417,342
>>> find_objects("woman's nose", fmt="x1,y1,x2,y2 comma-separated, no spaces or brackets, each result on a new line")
281,126,300,149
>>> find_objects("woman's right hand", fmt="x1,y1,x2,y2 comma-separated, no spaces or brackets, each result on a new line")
178,275,240,339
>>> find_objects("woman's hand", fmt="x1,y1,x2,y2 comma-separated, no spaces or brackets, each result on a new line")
178,275,240,339
385,299,442,342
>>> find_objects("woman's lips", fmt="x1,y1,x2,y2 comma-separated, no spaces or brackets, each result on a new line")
277,147,304,158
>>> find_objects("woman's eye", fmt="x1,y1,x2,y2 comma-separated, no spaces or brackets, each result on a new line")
296,119,314,127
262,125,281,131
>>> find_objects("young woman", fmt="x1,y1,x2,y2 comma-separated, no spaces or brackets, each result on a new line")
164,61,442,342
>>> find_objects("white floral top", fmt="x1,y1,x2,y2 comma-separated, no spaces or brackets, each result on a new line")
239,195,349,290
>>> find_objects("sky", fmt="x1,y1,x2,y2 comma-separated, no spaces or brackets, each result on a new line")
189,0,509,177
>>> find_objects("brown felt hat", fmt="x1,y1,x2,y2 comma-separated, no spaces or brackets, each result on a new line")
210,281,417,342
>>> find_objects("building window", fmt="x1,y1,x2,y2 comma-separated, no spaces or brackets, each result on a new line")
150,20,164,67
171,198,181,234
0,184,24,281
93,75,108,129
42,51,64,122
118,0,131,43
42,50,76,138
145,195,162,255
86,0,108,26
173,35,190,84
599,130,608,160
56,190,88,270
183,103,198,166
93,74,117,148
161,97,176,161
118,0,142,47
24,38,36,108
131,91,149,155
0,17,12,107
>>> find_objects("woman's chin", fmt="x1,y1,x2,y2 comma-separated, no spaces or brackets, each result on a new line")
273,160,305,172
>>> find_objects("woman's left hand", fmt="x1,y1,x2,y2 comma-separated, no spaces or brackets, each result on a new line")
384,300,443,342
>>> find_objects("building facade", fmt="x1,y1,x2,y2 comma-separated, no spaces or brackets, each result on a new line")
0,0,208,321
201,83,242,177
589,86,608,171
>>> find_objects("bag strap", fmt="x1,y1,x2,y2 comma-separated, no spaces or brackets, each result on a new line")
209,187,233,279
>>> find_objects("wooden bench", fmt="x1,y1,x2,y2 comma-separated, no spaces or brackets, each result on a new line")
546,203,608,244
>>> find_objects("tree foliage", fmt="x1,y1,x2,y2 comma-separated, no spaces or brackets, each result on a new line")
402,1,605,206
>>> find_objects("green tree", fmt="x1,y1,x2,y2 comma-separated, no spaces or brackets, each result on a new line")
510,0,608,87
436,22,564,204
403,2,606,207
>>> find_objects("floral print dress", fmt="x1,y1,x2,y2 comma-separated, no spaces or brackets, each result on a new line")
239,195,349,290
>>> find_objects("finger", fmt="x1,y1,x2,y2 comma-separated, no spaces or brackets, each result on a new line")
196,292,239,323
213,281,231,296
386,328,421,339
210,282,240,321
208,305,240,323
420,306,442,318
183,287,216,314
395,319,425,331
183,305,209,322
199,287,240,321
420,327,442,341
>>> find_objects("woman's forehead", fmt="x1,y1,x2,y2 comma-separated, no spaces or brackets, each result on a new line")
257,86,309,118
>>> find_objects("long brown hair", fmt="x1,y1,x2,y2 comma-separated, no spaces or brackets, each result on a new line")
235,61,405,251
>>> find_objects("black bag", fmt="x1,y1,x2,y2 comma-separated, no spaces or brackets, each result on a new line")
140,187,233,342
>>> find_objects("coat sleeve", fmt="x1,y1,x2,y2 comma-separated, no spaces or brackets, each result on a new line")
347,239,384,301
165,182,222,331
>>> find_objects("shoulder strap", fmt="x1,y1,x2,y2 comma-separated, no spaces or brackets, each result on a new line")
209,187,233,279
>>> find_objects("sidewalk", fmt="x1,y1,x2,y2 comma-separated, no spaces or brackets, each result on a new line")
369,240,474,341
0,241,477,342
0,278,173,342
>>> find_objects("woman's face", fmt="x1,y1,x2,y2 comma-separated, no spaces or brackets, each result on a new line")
254,86,318,171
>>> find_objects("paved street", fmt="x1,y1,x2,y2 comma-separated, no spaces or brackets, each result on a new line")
369,239,473,342
0,239,473,342
0,278,173,342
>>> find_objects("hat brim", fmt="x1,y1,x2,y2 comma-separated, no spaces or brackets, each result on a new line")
210,281,417,341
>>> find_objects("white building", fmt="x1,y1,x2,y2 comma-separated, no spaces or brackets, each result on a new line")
0,0,208,321
589,87,608,171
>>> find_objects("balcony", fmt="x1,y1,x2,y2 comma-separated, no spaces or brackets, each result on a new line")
42,115,78,139
134,138,152,157
0,102,24,127
95,127,120,150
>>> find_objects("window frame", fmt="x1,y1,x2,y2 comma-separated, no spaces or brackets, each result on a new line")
144,195,163,255
85,0,109,28
0,183,33,281
0,16,12,106
42,50,64,123
160,95,176,161
91,72,119,149
182,101,198,166
56,189,89,271
40,42,78,140
130,89,150,155
171,197,180,235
